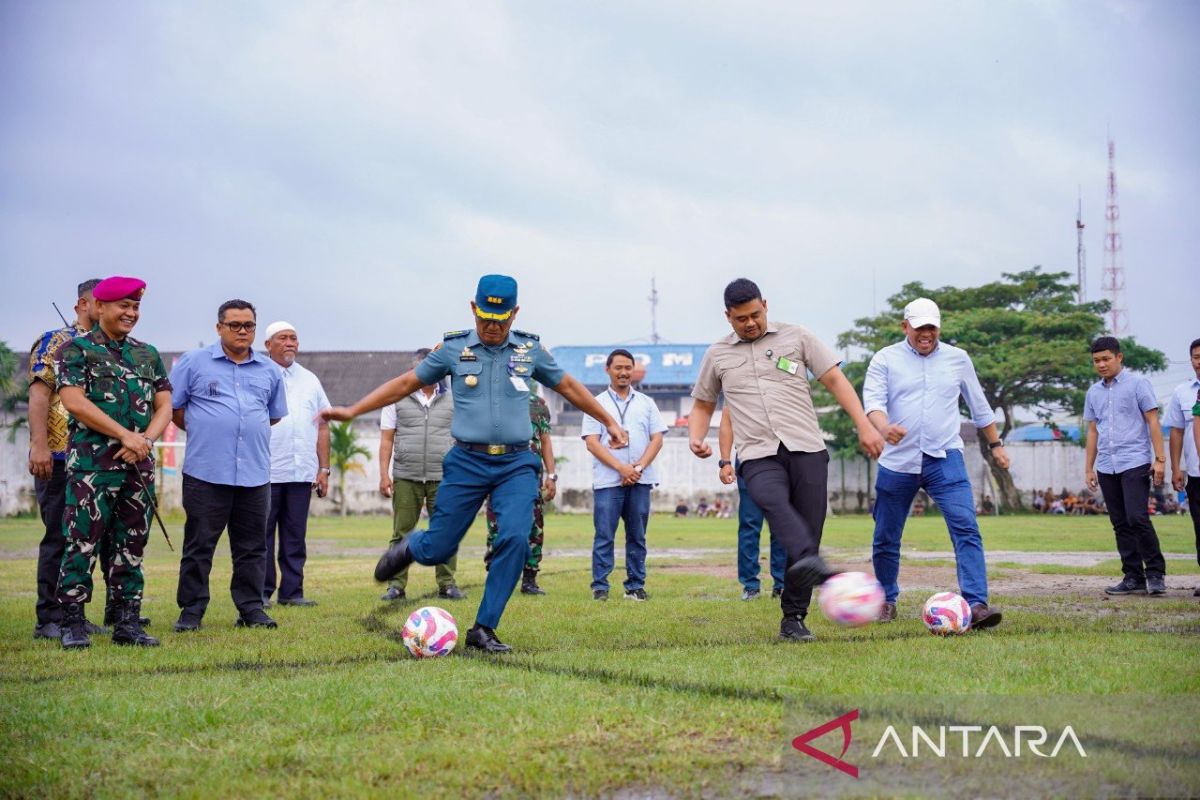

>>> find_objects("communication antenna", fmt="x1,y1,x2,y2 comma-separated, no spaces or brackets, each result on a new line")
1100,135,1128,334
1075,189,1087,304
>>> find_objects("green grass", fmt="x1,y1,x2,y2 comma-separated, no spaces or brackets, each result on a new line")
2,514,1198,798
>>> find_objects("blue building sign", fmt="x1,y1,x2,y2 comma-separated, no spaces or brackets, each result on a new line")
550,344,711,387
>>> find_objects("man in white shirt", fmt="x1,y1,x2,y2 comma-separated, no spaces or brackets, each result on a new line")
1165,337,1200,595
262,321,330,607
583,349,668,601
862,298,1008,629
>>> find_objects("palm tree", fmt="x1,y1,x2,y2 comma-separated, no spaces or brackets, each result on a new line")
328,421,370,516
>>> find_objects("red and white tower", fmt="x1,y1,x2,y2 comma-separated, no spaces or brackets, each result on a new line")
1100,136,1128,334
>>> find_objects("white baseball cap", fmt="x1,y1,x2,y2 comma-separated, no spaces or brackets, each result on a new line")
263,320,297,341
903,298,941,329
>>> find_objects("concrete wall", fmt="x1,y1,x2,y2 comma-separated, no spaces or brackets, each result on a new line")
0,424,1087,517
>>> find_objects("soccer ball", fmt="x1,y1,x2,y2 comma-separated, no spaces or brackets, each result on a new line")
401,606,459,658
922,592,971,635
818,571,885,627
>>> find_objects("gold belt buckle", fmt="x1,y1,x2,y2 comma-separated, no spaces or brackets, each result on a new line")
486,444,505,455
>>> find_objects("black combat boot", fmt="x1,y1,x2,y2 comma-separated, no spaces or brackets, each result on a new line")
520,568,545,595
105,596,151,628
112,601,160,647
60,603,91,650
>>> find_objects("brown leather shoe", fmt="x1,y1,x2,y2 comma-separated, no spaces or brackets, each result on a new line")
969,603,1002,630
878,601,897,623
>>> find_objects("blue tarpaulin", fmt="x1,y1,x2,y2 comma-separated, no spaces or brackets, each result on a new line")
550,344,710,387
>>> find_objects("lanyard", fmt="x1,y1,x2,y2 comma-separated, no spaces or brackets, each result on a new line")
608,389,633,429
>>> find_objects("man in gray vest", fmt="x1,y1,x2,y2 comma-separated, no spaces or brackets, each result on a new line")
377,348,464,600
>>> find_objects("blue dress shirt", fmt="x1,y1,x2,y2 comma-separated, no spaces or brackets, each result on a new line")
171,343,289,487
581,388,668,489
1083,370,1158,474
863,340,995,475
415,329,565,446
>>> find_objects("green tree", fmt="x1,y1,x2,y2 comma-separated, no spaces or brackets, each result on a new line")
0,340,27,442
329,421,370,517
833,268,1166,512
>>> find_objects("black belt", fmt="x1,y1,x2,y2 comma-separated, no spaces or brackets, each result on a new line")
455,440,524,456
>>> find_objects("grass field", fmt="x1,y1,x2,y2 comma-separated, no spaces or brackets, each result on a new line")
2,512,1198,798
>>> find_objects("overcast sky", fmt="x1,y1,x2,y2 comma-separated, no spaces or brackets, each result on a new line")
2,1,1197,391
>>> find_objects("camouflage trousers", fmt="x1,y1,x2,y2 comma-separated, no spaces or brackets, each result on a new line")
57,469,152,606
484,493,544,572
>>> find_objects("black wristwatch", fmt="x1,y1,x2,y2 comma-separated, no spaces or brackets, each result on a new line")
718,459,732,468
988,440,1004,450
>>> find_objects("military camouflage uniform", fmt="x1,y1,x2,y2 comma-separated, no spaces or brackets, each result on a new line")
485,393,552,572
56,327,171,607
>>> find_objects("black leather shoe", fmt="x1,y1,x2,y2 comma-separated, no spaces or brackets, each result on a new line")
235,609,278,629
34,621,62,640
593,589,608,601
174,615,203,633
969,603,1003,630
1146,576,1166,596
380,586,406,601
437,585,466,600
878,602,897,623
61,604,91,649
785,555,835,598
1105,576,1147,595
278,597,318,607
375,536,415,582
112,602,160,647
465,624,512,653
779,615,817,642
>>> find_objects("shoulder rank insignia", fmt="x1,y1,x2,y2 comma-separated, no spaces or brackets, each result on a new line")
511,329,540,342
443,329,470,340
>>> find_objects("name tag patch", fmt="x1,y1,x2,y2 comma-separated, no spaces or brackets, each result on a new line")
776,356,799,375
510,377,529,392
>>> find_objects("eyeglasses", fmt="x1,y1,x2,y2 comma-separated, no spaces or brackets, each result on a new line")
222,322,257,332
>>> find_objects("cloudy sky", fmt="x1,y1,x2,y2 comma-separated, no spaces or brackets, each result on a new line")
2,1,1197,389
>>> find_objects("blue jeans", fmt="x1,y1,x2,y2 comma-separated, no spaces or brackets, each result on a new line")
736,473,785,592
408,446,541,630
591,484,651,593
872,450,989,607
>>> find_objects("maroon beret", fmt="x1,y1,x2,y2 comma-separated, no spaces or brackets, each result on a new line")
93,276,147,302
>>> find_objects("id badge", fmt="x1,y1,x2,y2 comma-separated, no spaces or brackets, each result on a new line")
510,376,529,392
775,356,799,375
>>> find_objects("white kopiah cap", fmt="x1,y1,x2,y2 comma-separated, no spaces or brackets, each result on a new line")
903,298,941,329
263,320,297,341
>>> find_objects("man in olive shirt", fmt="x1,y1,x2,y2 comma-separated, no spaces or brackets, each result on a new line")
689,278,884,642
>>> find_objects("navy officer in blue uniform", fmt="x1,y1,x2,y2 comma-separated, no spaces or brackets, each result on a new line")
323,275,626,652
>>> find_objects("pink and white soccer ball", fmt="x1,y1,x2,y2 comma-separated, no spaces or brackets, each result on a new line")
401,606,459,658
922,592,972,635
818,571,885,627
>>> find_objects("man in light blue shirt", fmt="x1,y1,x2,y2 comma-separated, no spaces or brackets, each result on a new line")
170,299,288,631
582,349,668,601
1083,336,1168,596
1164,338,1200,595
863,298,1007,629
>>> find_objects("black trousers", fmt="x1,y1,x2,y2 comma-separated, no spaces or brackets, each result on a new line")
1097,464,1166,581
740,446,829,618
264,482,313,601
177,474,270,619
1188,476,1200,568
34,460,68,624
